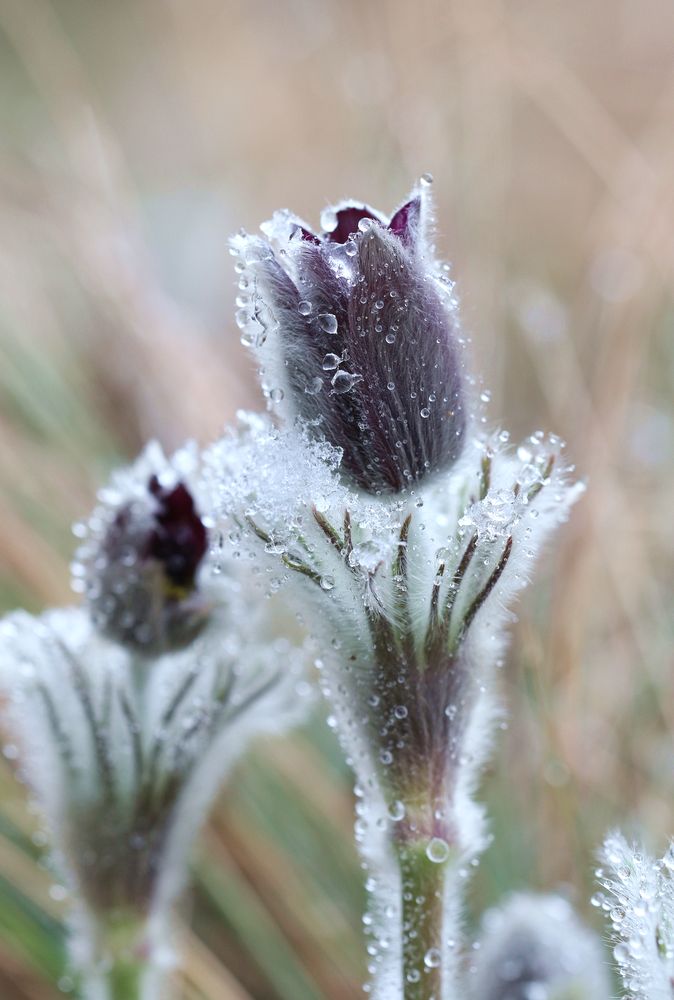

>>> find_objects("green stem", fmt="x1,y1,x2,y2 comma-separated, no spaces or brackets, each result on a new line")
396,841,448,1000
77,911,169,1000
99,957,145,1000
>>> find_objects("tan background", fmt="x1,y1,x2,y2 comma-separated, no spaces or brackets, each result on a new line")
0,1,672,996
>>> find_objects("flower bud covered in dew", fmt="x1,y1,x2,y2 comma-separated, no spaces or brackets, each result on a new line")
595,832,674,1000
213,178,586,1000
468,893,610,1000
0,443,311,1000
72,442,210,654
230,176,467,494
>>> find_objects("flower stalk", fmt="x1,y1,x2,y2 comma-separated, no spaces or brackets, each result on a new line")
75,911,169,1000
395,839,450,1000
210,180,586,998
0,442,310,1000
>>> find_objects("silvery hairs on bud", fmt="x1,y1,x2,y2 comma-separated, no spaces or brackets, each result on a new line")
206,410,583,999
0,442,311,997
72,441,211,654
230,176,468,494
468,893,611,1000
215,179,585,998
0,596,309,994
596,832,674,1000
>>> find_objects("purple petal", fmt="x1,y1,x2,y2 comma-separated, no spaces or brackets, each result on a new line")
147,478,208,588
324,206,378,244
295,225,321,244
388,196,421,247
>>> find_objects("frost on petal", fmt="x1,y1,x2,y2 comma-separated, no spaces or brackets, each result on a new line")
72,441,212,653
596,832,674,1000
468,893,611,1000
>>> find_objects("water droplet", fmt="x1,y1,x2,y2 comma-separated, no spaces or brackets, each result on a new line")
322,353,342,371
298,300,312,316
318,312,338,335
517,445,533,462
304,377,324,395
424,947,441,968
613,942,630,962
345,239,358,257
269,387,285,402
385,332,396,344
420,407,431,419
393,705,408,720
358,217,375,233
387,381,395,391
235,307,251,330
420,172,434,187
388,800,406,821
320,575,335,591
331,371,362,394
426,837,450,863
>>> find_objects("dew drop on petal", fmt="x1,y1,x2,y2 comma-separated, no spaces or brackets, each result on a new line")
318,312,338,335
298,300,312,316
304,377,324,395
322,353,342,371
331,371,362,394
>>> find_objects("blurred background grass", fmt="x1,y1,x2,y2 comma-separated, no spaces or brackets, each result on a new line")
0,0,672,996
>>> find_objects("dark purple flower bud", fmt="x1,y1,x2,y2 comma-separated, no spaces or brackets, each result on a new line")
147,476,208,590
77,462,210,653
232,180,466,494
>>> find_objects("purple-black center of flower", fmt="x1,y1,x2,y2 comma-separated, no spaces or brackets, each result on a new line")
146,476,208,589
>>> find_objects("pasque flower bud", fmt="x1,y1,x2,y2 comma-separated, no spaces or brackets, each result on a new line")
74,443,210,653
218,180,585,1000
469,894,610,1000
231,178,466,494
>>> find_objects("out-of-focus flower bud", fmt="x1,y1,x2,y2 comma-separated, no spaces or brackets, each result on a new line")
469,893,611,1000
597,833,674,1000
231,177,467,495
73,443,210,654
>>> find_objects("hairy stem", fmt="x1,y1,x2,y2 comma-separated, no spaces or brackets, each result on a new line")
396,840,447,1000
76,911,171,1000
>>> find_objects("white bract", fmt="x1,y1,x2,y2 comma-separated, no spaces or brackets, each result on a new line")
596,832,674,999
0,443,310,1000
205,412,584,999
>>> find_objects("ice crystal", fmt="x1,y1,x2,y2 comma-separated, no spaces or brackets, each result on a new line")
596,832,674,999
